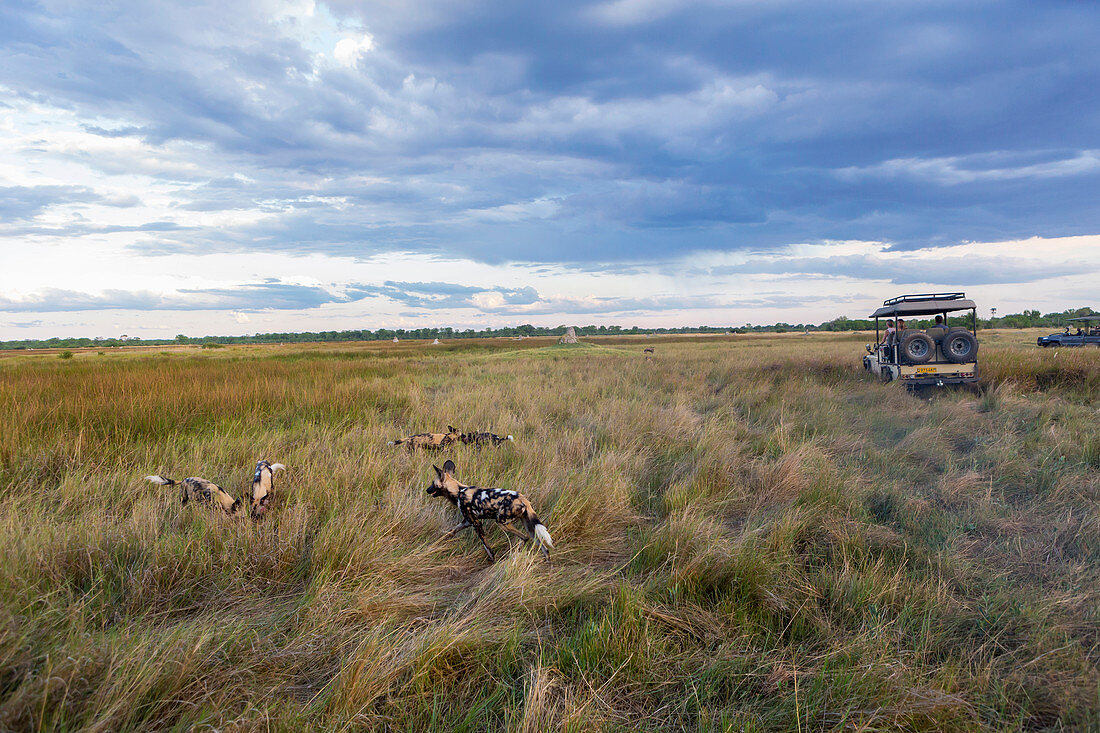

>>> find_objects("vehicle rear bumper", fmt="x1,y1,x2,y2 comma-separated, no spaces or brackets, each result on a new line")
899,363,978,385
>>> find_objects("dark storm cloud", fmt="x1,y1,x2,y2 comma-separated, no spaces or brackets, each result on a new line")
2,0,1099,266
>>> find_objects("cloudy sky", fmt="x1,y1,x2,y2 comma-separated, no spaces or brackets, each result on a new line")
1,0,1098,338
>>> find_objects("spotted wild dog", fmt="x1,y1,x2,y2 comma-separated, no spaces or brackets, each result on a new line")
145,474,242,516
249,460,286,520
460,431,515,448
426,459,554,561
388,425,462,450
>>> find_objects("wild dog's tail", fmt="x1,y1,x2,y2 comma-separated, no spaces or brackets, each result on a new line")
533,522,554,549
506,435,514,441
387,438,403,447
145,475,176,486
522,501,554,550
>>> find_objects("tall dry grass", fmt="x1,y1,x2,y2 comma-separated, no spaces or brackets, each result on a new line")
0,334,1098,730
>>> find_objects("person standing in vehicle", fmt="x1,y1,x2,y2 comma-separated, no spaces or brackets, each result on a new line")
881,319,897,344
894,319,906,361
880,319,897,360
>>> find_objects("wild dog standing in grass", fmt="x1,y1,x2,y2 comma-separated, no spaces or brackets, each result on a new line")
145,474,242,516
460,431,515,448
388,425,462,450
426,459,553,561
249,460,285,520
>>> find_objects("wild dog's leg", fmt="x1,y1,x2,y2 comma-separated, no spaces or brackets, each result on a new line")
472,522,495,561
501,521,530,539
441,520,472,539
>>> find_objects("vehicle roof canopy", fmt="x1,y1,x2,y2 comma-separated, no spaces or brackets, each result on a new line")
1067,315,1100,322
869,292,976,319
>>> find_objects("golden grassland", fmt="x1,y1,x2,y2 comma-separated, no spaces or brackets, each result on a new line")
0,332,1098,731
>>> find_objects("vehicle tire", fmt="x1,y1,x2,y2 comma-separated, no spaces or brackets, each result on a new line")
943,330,978,363
899,332,935,364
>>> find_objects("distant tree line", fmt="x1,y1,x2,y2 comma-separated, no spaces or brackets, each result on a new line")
0,323,726,349
1,307,1094,349
817,307,1097,332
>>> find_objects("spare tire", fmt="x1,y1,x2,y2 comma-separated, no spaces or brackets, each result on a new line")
944,330,978,363
900,332,935,364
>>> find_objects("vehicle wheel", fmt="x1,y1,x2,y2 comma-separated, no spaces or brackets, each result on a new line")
899,332,935,364
944,331,978,363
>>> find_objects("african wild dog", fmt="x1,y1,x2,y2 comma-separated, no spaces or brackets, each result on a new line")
426,459,554,561
388,425,462,450
249,460,286,520
460,431,515,448
145,474,242,516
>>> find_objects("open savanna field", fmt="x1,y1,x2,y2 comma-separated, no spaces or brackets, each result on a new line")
1,331,1099,731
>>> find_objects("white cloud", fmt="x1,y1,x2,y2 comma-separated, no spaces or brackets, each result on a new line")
333,34,375,67
836,150,1100,186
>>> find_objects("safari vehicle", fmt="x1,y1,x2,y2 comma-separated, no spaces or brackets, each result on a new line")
1036,316,1100,347
862,292,979,393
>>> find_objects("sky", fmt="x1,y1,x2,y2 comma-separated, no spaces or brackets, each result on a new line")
1,0,1098,339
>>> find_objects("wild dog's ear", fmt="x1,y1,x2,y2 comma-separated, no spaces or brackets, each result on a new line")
442,459,456,474
433,464,444,480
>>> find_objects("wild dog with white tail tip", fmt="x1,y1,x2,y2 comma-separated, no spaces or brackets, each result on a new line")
460,431,514,448
249,460,285,520
426,459,553,561
145,474,242,516
388,425,462,450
